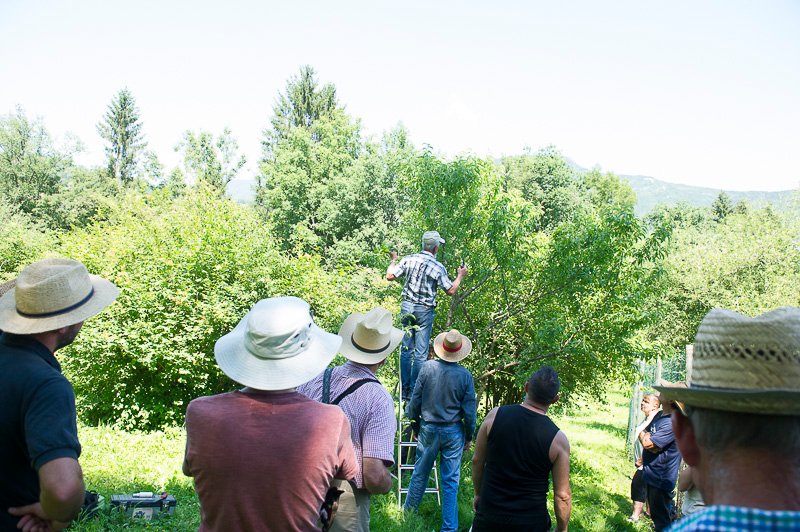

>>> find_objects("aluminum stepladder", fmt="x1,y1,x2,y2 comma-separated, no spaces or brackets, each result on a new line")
394,349,440,508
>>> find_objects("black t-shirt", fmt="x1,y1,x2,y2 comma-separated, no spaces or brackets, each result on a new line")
0,333,81,531
474,404,560,530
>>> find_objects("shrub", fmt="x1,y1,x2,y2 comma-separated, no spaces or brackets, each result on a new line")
0,199,54,280
59,187,389,430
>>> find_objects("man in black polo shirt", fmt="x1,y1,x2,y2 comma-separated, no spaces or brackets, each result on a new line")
0,258,118,531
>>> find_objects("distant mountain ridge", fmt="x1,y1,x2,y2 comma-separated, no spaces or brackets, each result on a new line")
620,174,796,216
226,171,797,217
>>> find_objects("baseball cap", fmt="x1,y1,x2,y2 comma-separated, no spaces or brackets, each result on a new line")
422,231,445,246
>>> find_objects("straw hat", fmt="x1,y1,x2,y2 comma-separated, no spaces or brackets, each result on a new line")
214,296,342,390
433,329,472,362
0,258,119,334
338,307,404,364
656,307,800,415
657,379,688,416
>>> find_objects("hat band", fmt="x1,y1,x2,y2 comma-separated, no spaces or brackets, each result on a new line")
443,341,462,353
16,288,95,319
351,333,390,354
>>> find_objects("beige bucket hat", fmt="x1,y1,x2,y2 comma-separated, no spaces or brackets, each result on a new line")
214,296,342,390
656,307,800,415
433,329,472,363
0,258,119,334
338,307,404,364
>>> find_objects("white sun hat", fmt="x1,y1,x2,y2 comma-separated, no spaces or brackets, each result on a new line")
214,296,342,390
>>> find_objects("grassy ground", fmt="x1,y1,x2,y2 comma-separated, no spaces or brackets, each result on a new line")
71,388,654,531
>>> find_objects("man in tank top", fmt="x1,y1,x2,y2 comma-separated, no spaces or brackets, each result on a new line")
471,366,572,532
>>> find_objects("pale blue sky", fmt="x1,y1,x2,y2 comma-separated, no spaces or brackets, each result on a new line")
1,0,798,191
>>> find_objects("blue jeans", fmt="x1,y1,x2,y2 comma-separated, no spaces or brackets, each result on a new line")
404,422,464,532
400,301,435,397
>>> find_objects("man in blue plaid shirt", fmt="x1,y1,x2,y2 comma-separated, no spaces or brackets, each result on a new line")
387,230,467,400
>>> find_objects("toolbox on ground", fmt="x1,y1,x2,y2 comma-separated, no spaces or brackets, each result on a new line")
110,492,176,520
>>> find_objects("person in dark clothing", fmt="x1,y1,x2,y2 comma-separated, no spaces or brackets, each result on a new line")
404,329,476,532
638,383,683,532
0,258,118,531
471,366,571,532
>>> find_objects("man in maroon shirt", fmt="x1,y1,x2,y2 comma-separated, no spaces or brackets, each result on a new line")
183,296,359,531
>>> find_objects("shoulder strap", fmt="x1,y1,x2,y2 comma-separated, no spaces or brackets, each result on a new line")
331,378,380,405
322,367,334,404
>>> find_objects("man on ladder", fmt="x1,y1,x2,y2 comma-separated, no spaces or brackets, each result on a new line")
386,230,467,401
403,329,477,532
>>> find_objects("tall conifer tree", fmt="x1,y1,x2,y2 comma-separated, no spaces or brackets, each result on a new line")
261,65,339,161
97,88,146,184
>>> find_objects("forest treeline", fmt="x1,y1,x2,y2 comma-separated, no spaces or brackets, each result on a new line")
2,66,799,430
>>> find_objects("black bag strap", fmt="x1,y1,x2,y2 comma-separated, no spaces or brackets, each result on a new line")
322,367,334,404
331,378,380,405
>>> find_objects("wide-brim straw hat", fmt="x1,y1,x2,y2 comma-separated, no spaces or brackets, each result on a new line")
433,329,472,363
338,307,404,364
0,258,118,335
215,296,342,390
657,379,688,416
656,307,800,415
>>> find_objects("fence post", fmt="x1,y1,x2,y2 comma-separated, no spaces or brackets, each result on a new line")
685,344,694,384
655,357,663,384
627,359,645,454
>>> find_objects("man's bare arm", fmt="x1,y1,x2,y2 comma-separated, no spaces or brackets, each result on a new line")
550,431,572,532
28,457,84,523
445,265,467,296
638,430,662,453
471,408,497,511
363,457,392,494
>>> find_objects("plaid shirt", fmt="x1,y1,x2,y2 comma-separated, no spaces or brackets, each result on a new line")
668,505,800,531
394,251,453,307
298,362,396,489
